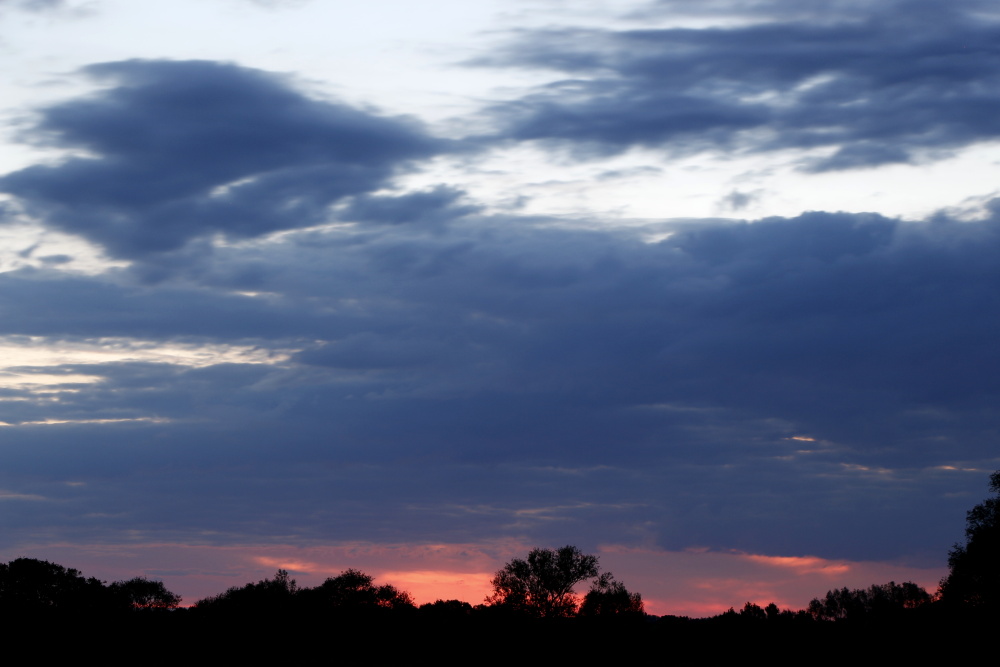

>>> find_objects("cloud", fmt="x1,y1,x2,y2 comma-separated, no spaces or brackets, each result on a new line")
0,269,336,339
338,186,481,226
1,202,999,562
718,190,760,211
642,0,958,21
0,0,66,11
0,60,447,259
477,0,1000,169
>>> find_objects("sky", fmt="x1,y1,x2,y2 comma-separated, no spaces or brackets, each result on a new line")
1,0,999,616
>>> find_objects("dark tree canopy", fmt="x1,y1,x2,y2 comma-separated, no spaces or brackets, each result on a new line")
418,598,474,618
300,568,414,612
194,569,298,613
807,581,930,621
0,558,181,614
738,601,768,621
939,470,1000,608
0,558,102,613
109,577,182,610
194,567,413,617
486,545,601,617
578,572,644,617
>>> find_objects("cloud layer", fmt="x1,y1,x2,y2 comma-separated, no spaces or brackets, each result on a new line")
2,201,998,563
1,60,445,258
1,0,999,610
481,0,1000,170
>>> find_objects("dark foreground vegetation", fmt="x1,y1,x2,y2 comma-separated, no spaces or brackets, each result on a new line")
4,470,1000,661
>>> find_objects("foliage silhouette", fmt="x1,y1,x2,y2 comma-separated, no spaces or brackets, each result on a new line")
939,470,1000,609
193,566,415,620
578,572,644,617
807,581,930,621
194,569,298,614
109,577,181,610
419,599,474,618
299,568,414,613
0,558,182,615
0,558,104,613
487,545,600,617
739,601,768,621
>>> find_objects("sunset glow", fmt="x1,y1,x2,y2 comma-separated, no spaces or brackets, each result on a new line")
1,0,997,616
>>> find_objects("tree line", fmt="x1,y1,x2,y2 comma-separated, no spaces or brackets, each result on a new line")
4,469,1000,623
0,557,179,614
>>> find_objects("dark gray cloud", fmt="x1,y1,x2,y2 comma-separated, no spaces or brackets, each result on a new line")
0,60,446,258
0,0,65,11
719,190,759,211
339,186,481,226
1,203,999,562
478,0,1000,169
643,0,973,21
0,269,336,339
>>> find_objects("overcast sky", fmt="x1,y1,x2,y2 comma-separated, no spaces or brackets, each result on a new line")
1,0,999,615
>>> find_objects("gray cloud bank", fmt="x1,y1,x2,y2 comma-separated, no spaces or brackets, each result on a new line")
479,0,1000,170
0,60,446,259
2,204,999,563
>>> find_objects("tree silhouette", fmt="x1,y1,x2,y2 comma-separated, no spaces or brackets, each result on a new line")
486,545,600,617
807,581,930,620
738,601,767,621
301,568,414,612
194,569,298,614
578,572,644,617
0,558,105,613
419,599,474,618
109,577,181,610
939,470,1000,608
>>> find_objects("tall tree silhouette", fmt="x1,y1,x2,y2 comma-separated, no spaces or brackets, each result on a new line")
939,470,1000,608
487,546,600,617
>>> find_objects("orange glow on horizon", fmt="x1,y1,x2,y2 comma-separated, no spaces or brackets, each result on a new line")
6,540,947,618
380,569,495,605
252,556,495,604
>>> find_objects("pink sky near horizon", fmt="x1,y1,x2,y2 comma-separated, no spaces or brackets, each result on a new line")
5,541,947,617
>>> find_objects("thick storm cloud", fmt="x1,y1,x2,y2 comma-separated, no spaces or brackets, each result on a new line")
0,60,446,258
2,204,999,561
480,0,1000,169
